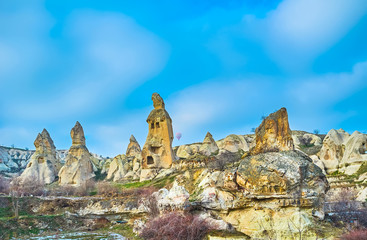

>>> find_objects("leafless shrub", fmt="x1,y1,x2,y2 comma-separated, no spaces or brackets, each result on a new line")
74,179,96,196
341,229,367,240
299,135,313,147
96,181,120,196
146,194,160,218
328,188,367,229
140,212,214,240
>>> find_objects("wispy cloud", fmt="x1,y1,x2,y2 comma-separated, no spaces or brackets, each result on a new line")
243,0,367,71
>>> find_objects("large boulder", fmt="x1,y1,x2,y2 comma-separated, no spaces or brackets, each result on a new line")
319,129,350,174
19,129,60,184
339,131,367,175
250,108,294,155
58,122,95,186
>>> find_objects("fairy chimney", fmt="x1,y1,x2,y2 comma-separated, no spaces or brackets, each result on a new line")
141,93,174,169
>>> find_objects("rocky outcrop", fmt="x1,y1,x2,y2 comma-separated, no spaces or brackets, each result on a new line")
186,150,328,239
199,132,219,156
339,131,367,175
251,108,294,155
141,93,175,181
58,122,95,186
19,129,60,184
319,129,350,174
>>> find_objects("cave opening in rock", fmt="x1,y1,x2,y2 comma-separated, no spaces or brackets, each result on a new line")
150,123,154,129
156,122,160,128
147,156,154,165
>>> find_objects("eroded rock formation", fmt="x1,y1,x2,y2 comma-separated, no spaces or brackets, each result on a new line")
19,129,60,184
251,107,294,155
58,122,95,186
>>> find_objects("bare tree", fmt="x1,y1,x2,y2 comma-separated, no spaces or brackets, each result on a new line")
0,176,10,194
9,177,22,218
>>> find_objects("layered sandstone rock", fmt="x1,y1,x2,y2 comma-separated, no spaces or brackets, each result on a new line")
58,122,95,186
141,93,174,181
199,132,219,156
19,129,60,184
340,131,367,175
319,129,350,174
251,108,294,155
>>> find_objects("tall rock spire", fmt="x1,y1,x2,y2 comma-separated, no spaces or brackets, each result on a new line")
58,121,95,186
140,93,175,180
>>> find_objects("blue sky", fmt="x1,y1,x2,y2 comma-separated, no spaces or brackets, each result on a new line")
0,0,367,157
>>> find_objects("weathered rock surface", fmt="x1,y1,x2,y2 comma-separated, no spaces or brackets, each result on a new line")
19,129,60,184
340,131,367,175
319,129,350,174
251,108,294,155
58,122,95,186
188,150,329,239
141,93,175,172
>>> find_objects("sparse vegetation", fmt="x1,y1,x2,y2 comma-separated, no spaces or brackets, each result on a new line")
140,212,215,240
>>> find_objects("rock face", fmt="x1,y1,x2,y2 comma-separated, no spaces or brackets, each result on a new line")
58,122,95,186
251,108,294,155
141,93,175,170
319,129,350,174
340,131,367,175
199,132,219,156
19,129,60,184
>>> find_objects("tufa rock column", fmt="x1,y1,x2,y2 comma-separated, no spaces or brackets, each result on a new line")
58,121,95,186
141,93,175,169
